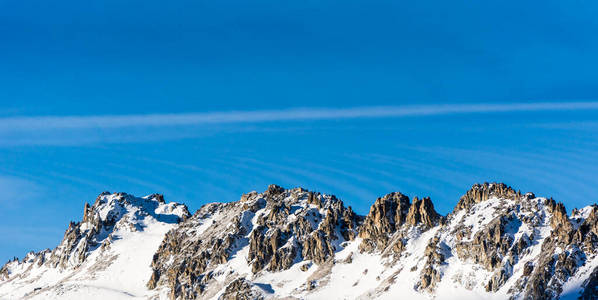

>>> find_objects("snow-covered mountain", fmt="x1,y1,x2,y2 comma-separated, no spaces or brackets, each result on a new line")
1,183,597,299
0,192,189,299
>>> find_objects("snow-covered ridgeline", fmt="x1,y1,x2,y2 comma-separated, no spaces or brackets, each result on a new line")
1,183,597,299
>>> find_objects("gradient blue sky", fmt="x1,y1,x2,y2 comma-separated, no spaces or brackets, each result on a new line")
1,0,598,262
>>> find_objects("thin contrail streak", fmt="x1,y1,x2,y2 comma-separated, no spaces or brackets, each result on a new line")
1,101,598,131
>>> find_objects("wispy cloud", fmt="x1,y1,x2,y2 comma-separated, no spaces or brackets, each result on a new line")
2,102,598,131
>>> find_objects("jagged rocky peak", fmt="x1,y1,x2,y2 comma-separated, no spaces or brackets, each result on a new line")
518,200,598,299
0,249,51,281
0,191,190,300
89,192,189,222
545,196,573,231
358,192,441,254
425,184,545,294
414,184,598,299
571,204,598,240
66,192,189,267
406,196,441,227
147,184,361,299
454,182,525,212
4,191,190,275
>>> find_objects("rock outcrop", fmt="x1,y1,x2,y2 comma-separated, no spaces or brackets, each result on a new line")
454,182,521,211
521,200,598,299
147,185,360,299
417,236,445,291
358,193,441,254
406,197,441,227
219,278,265,300
358,192,411,253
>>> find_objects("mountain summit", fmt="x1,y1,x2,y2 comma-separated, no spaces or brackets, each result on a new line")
1,183,597,299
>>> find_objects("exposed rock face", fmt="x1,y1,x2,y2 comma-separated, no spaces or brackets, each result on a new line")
146,200,251,298
406,197,440,227
546,197,574,235
249,188,359,270
358,192,410,253
521,200,598,299
147,185,360,299
455,182,521,211
454,214,516,272
419,184,558,294
219,278,265,300
418,236,445,291
358,193,440,254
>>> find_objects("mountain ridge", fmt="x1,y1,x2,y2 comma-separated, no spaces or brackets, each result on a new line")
1,182,597,299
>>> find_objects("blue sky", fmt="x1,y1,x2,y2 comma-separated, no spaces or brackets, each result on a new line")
1,0,598,262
